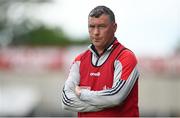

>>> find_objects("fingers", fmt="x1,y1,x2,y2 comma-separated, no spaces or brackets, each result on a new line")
75,86,81,96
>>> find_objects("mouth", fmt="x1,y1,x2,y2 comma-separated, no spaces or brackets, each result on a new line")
92,37,101,41
93,39,101,43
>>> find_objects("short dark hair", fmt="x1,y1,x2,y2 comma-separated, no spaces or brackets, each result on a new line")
88,6,115,23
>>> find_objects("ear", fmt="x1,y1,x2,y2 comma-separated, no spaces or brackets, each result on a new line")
113,23,117,32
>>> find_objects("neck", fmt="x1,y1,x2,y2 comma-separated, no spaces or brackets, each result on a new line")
96,48,104,55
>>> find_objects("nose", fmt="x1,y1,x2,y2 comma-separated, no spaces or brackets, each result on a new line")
93,28,99,36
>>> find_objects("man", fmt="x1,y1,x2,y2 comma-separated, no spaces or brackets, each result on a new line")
62,5,140,117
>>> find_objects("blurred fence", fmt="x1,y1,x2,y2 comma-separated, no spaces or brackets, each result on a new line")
0,47,180,75
139,55,180,76
0,47,66,72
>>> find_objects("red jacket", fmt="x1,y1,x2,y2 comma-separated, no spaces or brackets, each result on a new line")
78,40,139,117
62,39,139,117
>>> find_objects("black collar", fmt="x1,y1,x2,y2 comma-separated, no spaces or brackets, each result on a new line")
90,37,116,57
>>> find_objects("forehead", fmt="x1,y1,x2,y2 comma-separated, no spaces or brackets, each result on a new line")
88,14,111,24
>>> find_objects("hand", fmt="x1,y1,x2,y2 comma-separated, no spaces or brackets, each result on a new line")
75,86,81,96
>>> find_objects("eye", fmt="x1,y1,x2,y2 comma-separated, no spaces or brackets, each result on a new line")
98,24,106,29
89,25,95,28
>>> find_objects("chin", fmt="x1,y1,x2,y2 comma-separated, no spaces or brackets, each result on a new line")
93,42,101,46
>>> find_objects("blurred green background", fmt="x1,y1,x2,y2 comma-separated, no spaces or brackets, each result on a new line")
0,0,180,117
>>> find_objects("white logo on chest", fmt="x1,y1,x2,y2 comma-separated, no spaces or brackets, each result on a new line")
90,72,100,77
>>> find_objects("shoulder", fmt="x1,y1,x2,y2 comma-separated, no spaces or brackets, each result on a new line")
70,50,90,69
115,48,138,80
74,49,90,62
117,48,137,67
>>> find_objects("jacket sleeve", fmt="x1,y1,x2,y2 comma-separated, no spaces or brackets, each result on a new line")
79,51,140,108
62,60,102,112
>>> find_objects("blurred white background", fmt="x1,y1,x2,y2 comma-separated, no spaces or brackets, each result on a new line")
0,0,180,117
32,0,179,56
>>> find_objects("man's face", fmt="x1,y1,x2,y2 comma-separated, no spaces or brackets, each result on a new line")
88,14,117,51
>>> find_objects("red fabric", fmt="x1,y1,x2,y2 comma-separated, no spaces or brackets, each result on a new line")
77,41,139,117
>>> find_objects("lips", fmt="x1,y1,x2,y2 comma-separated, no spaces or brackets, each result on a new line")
93,39,101,43
93,37,101,41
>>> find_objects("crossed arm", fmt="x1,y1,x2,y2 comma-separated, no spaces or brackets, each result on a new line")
62,61,102,112
62,55,139,112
